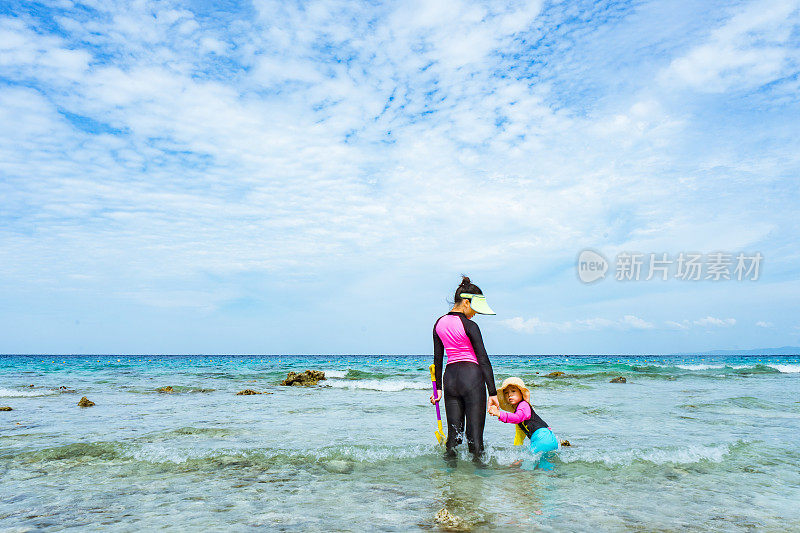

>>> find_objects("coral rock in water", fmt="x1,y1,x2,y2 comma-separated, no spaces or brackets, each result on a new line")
236,389,261,395
280,370,326,386
546,371,565,378
560,439,571,447
156,386,174,393
434,508,466,530
610,376,627,383
77,397,95,407
0,406,12,411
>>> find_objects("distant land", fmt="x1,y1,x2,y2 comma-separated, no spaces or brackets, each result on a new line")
669,346,800,356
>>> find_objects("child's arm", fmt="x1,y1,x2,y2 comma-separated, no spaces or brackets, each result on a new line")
497,401,532,424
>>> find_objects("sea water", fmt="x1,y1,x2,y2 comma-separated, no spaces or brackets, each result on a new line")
1,354,799,531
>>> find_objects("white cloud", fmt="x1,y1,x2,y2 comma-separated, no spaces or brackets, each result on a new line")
502,317,570,334
620,315,655,330
665,320,690,330
660,0,800,92
501,314,653,334
693,316,737,328
666,317,743,330
0,0,798,347
755,321,774,328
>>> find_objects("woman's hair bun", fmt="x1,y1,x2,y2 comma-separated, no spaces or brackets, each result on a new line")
453,275,481,304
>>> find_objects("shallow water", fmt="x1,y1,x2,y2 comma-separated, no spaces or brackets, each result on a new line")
1,354,799,531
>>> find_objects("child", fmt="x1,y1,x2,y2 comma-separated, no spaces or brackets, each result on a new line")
488,377,558,469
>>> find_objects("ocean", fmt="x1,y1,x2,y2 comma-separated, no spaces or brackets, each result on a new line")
1,354,799,531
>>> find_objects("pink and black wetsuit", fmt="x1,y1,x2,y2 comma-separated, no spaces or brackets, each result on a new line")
433,311,497,458
497,400,549,437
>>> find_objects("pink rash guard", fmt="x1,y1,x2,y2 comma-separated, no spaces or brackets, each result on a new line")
498,400,532,424
434,314,478,364
432,312,497,396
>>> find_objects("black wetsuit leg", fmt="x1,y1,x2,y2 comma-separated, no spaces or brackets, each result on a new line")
443,362,487,458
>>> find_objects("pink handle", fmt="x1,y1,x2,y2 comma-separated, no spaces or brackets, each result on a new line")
431,382,442,421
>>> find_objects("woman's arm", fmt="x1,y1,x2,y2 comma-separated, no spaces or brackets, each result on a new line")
432,317,444,399
461,318,497,396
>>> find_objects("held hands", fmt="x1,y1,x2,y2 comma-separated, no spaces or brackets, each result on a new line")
488,395,500,411
487,395,500,417
430,389,443,404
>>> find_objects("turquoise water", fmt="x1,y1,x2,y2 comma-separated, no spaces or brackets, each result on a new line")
2,354,799,531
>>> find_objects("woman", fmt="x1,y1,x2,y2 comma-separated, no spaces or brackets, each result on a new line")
430,276,500,461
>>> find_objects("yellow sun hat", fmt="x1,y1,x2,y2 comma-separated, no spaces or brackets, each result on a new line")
497,377,531,412
460,292,496,315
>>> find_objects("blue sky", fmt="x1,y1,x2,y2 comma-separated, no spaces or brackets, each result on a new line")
1,0,799,355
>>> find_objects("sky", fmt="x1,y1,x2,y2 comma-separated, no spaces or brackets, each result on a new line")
1,0,799,355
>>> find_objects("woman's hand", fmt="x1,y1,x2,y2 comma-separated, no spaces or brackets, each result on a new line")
430,389,443,404
488,395,499,411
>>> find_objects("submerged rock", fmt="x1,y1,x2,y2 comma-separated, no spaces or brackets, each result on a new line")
0,406,12,411
546,371,565,378
156,386,174,393
55,386,76,393
435,508,467,531
280,370,326,386
323,459,354,474
560,439,571,447
236,389,261,395
77,396,95,407
610,376,627,383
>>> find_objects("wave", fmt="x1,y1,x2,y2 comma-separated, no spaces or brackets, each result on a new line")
0,387,59,397
3,435,758,476
345,369,391,380
11,441,122,463
158,386,216,393
324,379,427,391
557,442,739,466
6,439,438,468
128,443,439,466
147,426,235,438
317,369,393,381
768,364,800,373
680,396,795,412
731,364,782,375
238,361,800,388
510,362,793,379
674,363,784,374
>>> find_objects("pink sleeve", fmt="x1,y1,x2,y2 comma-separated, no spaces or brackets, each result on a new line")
498,401,531,424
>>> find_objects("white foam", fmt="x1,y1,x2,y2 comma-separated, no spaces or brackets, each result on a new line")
0,387,59,397
306,444,434,462
559,443,732,466
324,370,348,378
768,364,800,373
125,442,436,464
125,443,206,464
324,379,428,391
676,364,725,370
